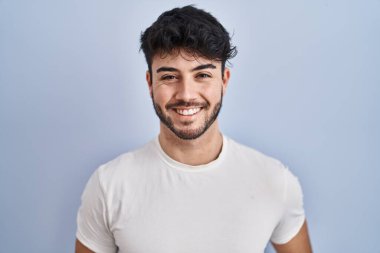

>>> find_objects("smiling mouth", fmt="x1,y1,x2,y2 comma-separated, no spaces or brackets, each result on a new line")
174,107,202,116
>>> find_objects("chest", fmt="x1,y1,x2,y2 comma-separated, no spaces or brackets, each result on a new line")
110,179,282,253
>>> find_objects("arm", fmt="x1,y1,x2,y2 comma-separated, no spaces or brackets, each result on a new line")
272,220,312,253
76,169,117,253
75,239,95,253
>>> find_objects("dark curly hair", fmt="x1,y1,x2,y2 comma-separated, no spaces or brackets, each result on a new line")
140,5,237,80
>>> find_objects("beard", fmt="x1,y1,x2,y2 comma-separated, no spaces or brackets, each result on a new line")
152,91,223,140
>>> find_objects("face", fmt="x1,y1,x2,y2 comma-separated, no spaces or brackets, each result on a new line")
147,50,230,140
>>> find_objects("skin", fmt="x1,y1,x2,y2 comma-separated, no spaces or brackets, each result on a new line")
75,240,93,253
75,49,312,253
148,50,229,165
272,221,313,253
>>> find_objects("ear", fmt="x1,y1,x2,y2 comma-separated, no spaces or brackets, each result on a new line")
146,70,153,98
222,68,230,95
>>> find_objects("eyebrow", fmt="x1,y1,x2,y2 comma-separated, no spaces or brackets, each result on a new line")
191,64,216,71
156,67,178,73
156,64,217,73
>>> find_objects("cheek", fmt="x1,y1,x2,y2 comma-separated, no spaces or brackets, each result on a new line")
202,86,223,103
152,86,173,103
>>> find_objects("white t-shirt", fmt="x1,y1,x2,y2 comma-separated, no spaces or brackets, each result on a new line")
76,135,305,253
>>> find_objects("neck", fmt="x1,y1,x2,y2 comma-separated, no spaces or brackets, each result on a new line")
158,122,223,166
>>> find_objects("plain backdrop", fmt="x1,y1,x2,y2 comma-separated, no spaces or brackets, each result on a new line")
0,0,379,252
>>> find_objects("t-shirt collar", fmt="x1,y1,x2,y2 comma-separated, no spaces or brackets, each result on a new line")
153,135,228,172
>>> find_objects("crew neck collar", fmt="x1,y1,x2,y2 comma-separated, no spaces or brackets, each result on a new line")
153,135,228,172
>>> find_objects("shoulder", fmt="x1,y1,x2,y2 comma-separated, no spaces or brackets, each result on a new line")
225,136,298,197
95,139,157,190
226,136,288,174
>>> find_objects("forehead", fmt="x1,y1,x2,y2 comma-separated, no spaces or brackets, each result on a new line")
151,50,221,70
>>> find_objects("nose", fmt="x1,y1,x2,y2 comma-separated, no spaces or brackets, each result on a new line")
174,76,197,101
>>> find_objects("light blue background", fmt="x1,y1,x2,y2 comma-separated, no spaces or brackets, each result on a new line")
1,0,379,252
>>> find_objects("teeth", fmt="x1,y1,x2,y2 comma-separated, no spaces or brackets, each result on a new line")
175,108,201,116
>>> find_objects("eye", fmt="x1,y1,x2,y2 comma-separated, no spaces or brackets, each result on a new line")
196,73,212,79
161,75,177,81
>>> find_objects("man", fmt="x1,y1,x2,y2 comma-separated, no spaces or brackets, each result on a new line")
75,5,312,253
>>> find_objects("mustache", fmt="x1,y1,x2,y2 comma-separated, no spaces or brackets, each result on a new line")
166,100,209,110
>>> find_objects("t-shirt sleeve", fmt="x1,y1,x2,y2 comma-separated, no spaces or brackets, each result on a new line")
76,168,117,253
270,168,306,244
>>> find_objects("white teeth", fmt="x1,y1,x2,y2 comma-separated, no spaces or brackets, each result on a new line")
175,108,201,116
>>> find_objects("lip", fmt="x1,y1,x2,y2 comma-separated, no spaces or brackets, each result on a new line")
172,107,203,117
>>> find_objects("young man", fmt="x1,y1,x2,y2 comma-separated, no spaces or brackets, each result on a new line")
75,5,312,253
